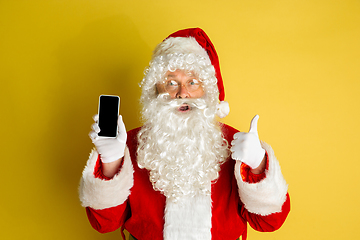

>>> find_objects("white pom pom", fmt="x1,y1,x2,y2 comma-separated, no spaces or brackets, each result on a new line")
216,101,230,118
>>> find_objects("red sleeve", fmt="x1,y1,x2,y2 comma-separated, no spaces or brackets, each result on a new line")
240,152,269,183
241,193,290,232
86,155,128,233
86,203,129,233
93,155,124,180
239,152,291,232
84,128,141,234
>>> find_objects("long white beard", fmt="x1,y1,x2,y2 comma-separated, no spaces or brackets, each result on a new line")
137,95,229,201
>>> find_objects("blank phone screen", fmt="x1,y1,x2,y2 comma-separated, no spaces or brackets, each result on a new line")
98,95,119,137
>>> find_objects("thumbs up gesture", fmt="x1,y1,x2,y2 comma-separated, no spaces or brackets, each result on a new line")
230,115,266,169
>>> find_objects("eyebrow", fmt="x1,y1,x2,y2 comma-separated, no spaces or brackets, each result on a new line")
187,72,197,78
166,73,196,79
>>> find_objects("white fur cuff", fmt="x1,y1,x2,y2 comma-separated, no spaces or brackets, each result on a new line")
235,141,288,216
79,147,134,210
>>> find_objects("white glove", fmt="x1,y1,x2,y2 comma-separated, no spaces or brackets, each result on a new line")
89,114,127,163
230,115,265,169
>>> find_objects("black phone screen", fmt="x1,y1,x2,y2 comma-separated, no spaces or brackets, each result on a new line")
98,95,120,137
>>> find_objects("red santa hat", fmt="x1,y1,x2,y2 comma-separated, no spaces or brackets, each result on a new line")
154,27,230,118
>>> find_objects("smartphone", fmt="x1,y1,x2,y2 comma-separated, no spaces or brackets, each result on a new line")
98,95,120,137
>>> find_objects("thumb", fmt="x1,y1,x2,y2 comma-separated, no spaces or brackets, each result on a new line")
117,115,127,140
249,115,259,135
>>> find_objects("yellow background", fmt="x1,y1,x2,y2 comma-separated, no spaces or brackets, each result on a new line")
1,0,359,239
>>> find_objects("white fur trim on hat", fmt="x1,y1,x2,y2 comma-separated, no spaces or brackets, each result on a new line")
234,141,288,216
153,37,210,61
79,146,134,210
216,101,230,118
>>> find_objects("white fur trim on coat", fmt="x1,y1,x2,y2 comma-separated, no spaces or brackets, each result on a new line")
79,146,134,210
164,192,212,240
235,141,288,216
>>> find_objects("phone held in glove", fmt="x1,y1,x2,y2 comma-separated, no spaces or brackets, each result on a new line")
98,95,120,138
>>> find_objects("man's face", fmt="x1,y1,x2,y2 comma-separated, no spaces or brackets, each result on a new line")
139,68,227,200
139,69,226,199
156,69,205,99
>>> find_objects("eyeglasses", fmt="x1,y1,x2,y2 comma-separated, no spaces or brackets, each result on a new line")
163,79,202,93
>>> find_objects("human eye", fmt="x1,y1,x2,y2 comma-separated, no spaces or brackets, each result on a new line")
167,80,178,86
188,79,200,85
164,80,178,92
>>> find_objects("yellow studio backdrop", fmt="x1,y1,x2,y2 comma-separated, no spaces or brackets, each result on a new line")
1,0,359,239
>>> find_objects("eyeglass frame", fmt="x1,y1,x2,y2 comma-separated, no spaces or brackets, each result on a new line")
160,77,203,94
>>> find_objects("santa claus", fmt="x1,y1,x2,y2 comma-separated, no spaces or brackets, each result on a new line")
79,28,290,240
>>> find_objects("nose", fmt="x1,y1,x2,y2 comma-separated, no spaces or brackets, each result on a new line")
175,84,189,98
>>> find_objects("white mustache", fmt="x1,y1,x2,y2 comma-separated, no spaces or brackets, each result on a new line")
157,94,208,110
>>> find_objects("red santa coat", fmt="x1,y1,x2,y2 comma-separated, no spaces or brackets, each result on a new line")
79,124,290,240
